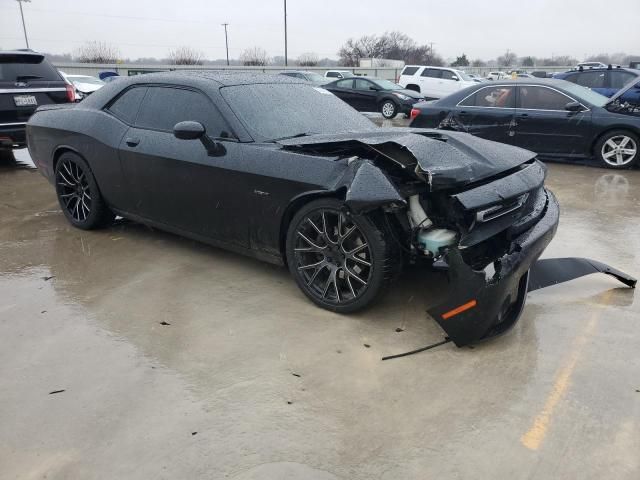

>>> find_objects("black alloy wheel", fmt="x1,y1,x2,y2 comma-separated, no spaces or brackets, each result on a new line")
286,198,400,313
54,152,114,229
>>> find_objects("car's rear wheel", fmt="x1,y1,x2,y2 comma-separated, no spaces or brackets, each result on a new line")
285,198,399,313
55,152,115,229
594,130,639,169
380,100,398,119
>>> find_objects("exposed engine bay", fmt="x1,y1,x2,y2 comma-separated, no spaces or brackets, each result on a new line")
280,128,636,348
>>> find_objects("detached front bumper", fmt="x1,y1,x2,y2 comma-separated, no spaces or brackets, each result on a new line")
427,189,560,346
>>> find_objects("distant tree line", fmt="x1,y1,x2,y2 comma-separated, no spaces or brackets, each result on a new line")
39,40,639,69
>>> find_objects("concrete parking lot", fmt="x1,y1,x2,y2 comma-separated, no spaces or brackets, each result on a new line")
1,142,639,479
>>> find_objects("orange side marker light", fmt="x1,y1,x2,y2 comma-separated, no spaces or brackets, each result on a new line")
442,300,477,320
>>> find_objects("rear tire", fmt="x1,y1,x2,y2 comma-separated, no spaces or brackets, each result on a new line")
285,198,400,313
594,130,639,169
54,152,115,229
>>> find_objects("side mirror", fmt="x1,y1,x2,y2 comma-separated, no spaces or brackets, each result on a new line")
173,121,226,156
173,121,205,140
564,101,583,112
450,76,459,81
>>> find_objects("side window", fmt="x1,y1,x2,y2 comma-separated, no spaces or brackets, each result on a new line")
353,79,373,90
106,87,147,124
335,79,354,89
135,87,229,137
576,71,606,88
442,70,459,81
401,66,419,76
609,71,637,89
459,86,515,108
421,68,443,78
518,86,572,110
326,72,338,78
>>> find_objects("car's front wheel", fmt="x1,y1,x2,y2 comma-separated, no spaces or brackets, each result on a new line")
380,100,398,119
54,152,115,229
285,198,400,313
594,130,639,169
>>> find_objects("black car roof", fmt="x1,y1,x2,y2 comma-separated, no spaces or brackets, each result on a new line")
0,49,43,56
125,70,304,87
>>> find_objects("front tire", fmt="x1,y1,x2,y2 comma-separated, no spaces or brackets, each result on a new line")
55,152,115,229
380,100,398,119
594,130,639,169
285,198,400,313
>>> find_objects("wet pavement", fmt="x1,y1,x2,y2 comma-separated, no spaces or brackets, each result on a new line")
1,145,639,479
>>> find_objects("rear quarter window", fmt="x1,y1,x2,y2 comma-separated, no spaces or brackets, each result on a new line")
401,66,419,76
106,87,148,124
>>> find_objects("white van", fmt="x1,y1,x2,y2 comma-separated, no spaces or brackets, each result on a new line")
398,65,476,99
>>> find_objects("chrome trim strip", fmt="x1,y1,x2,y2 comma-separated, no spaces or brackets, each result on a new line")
0,88,66,94
0,122,27,127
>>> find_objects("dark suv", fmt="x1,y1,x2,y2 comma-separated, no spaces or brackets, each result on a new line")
1,50,74,151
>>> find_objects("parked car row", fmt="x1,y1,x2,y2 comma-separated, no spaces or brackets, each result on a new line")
409,78,640,169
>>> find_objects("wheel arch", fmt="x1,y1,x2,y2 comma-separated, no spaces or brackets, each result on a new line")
405,84,420,92
52,145,85,171
590,126,640,156
278,188,347,264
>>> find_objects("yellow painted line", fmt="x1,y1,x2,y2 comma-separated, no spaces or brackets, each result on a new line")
520,290,613,451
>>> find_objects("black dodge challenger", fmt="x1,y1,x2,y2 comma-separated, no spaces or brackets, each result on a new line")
27,72,562,347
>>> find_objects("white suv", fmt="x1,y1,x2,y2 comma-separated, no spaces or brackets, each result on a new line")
398,66,476,99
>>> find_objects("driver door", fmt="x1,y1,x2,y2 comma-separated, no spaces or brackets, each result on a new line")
513,85,592,156
351,78,378,112
118,85,250,247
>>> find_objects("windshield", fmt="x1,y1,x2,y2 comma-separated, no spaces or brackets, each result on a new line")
67,76,105,86
558,81,610,107
0,54,61,82
221,83,376,141
457,71,473,81
338,71,355,78
370,79,402,90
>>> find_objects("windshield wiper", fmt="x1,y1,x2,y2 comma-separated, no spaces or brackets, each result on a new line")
270,132,317,142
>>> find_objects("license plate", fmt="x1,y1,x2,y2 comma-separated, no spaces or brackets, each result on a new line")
14,95,37,107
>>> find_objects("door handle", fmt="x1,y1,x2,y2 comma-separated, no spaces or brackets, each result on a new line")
459,110,470,116
517,113,529,118
125,137,140,147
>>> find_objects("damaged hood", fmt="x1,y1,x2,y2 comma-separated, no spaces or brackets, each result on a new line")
278,128,537,189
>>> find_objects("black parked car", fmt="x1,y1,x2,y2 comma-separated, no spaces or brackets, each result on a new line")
1,50,74,151
410,78,640,169
278,70,327,85
27,71,560,346
324,77,425,119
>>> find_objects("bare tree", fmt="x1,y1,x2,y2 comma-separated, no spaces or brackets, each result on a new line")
338,31,444,66
471,58,487,67
74,41,120,63
297,52,319,67
168,46,204,65
497,50,518,67
240,47,269,66
521,56,536,67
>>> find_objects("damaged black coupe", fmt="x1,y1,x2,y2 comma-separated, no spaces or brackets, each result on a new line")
26,72,625,346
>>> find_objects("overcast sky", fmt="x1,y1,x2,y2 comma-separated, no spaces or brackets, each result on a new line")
1,0,639,61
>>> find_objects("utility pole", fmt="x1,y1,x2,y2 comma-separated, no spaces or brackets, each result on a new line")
16,0,31,49
283,0,288,67
221,23,229,66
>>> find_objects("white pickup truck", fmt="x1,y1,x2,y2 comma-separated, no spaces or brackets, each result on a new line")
397,65,476,99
